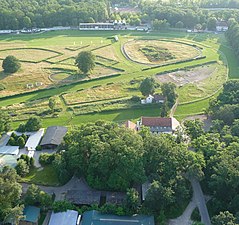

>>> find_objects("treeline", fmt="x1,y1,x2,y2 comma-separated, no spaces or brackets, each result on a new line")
140,3,239,29
0,0,108,30
226,19,239,61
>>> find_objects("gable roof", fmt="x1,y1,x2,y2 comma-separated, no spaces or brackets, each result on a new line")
0,146,19,155
125,120,137,130
153,94,165,101
81,210,155,225
141,117,172,127
66,190,101,205
48,210,78,225
216,21,228,27
25,129,44,150
22,206,40,223
40,126,68,146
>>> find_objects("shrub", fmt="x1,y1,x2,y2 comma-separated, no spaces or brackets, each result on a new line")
8,137,16,146
39,153,55,165
17,136,25,148
2,55,21,73
15,159,29,177
36,145,42,151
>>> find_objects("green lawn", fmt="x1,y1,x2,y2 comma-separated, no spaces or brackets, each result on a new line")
0,30,237,125
21,165,60,186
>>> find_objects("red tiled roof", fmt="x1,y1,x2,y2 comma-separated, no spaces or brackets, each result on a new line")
125,120,137,130
141,117,172,127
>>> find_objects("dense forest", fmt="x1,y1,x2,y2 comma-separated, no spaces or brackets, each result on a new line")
0,0,109,29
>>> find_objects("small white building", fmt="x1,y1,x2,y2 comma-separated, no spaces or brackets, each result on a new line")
216,21,228,32
141,94,165,104
25,129,44,151
141,95,154,104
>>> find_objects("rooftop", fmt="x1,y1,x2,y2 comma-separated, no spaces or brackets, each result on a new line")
25,129,44,150
48,210,78,225
125,120,137,130
0,146,19,155
81,210,154,225
40,126,67,146
141,117,172,127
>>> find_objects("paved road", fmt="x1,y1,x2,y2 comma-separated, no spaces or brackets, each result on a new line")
191,178,211,225
21,176,94,201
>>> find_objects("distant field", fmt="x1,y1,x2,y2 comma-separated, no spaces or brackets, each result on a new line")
0,30,237,125
123,39,200,65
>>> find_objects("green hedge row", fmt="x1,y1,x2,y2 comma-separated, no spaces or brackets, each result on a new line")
95,62,125,72
91,43,111,51
142,56,207,71
65,45,90,51
155,60,217,76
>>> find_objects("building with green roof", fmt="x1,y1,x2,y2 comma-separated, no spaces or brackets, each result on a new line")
81,210,154,225
20,206,40,225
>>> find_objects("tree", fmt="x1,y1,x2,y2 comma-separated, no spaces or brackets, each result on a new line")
17,136,25,149
52,200,75,213
17,117,42,132
2,55,21,73
207,17,217,31
160,101,169,117
15,159,29,177
49,97,57,113
184,119,204,140
4,205,24,225
0,111,11,137
161,82,177,107
0,166,22,222
175,21,184,29
212,211,238,225
75,51,95,74
125,188,140,214
25,184,52,209
152,19,170,30
139,77,155,96
63,121,146,191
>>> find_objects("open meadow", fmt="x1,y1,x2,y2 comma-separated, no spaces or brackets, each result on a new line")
0,30,237,126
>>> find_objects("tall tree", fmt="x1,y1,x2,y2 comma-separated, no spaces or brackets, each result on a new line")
139,77,155,96
75,51,95,74
2,55,21,73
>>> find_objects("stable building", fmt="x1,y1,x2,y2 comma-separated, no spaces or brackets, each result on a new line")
40,126,67,149
48,210,79,225
81,210,154,225
79,23,115,30
25,129,44,151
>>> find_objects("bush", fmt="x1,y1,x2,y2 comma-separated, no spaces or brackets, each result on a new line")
36,145,42,151
39,153,55,166
15,159,29,177
131,96,141,102
2,55,21,73
17,136,25,148
8,137,16,146
17,117,42,132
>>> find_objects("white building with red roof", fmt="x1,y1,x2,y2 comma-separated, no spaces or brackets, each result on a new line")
137,117,180,134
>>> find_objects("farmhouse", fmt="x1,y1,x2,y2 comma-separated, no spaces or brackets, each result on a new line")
40,126,68,149
20,206,40,225
81,210,154,225
137,117,180,134
66,190,101,205
25,129,44,151
216,21,228,32
141,94,165,104
48,210,79,225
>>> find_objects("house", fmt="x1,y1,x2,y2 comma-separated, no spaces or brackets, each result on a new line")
141,94,165,104
81,210,154,225
124,120,137,131
48,210,79,225
40,126,67,149
20,206,40,225
141,95,154,104
216,21,228,32
25,129,44,151
137,117,180,134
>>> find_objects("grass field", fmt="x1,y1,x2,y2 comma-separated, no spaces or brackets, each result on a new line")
21,165,60,186
0,30,237,126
